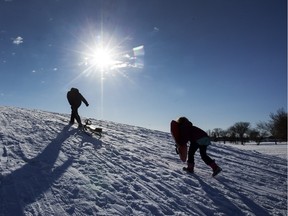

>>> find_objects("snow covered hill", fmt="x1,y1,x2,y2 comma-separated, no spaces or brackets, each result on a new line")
0,107,287,216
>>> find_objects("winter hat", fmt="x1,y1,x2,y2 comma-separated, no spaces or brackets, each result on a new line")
177,117,193,126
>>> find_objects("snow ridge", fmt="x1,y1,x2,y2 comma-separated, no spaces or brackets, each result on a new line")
0,106,287,215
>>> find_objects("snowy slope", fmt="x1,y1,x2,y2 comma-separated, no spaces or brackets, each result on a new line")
0,106,287,216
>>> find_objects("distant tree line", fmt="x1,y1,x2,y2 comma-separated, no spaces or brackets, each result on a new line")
209,108,287,145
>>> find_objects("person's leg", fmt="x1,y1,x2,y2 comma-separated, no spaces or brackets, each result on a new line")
71,106,82,126
199,146,221,176
199,146,214,165
69,107,75,124
185,142,199,172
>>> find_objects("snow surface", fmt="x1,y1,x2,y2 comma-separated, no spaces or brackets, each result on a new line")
0,106,287,216
225,142,287,160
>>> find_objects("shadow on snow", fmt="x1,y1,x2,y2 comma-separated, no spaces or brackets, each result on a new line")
0,125,101,215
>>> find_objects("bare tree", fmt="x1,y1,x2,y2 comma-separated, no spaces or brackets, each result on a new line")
229,122,250,145
212,128,223,141
256,121,270,143
220,129,229,144
269,108,287,142
248,129,261,145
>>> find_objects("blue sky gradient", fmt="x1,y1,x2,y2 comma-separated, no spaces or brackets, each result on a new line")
0,0,287,132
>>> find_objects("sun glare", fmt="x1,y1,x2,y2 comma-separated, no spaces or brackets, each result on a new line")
91,47,115,70
78,33,145,80
72,30,145,120
82,42,144,73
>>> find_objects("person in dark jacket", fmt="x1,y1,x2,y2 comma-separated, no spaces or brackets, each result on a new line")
67,88,89,128
172,117,222,176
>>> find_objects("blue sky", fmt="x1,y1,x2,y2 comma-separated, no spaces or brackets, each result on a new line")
0,0,286,132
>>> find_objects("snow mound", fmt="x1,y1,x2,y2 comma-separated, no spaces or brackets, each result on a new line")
0,106,287,215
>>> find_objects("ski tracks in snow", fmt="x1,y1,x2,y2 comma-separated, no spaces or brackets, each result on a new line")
209,144,287,215
0,107,287,216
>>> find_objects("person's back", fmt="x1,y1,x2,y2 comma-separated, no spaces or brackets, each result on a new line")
177,117,208,144
67,88,87,108
190,126,208,143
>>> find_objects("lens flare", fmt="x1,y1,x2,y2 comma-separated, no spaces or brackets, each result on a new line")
66,26,145,120
90,47,116,70
82,41,145,76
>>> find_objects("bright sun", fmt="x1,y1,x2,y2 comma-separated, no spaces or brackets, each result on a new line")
91,47,115,70
80,36,144,77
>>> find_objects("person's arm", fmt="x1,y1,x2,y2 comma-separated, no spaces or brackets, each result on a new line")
81,94,89,106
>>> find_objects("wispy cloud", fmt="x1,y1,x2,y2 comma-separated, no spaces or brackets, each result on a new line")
12,36,23,45
153,27,160,32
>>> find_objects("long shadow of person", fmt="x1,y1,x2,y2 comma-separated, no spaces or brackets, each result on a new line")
217,177,270,215
193,175,270,215
0,125,76,216
194,175,246,215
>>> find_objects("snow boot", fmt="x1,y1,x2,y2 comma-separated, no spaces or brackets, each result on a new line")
183,163,194,173
209,161,222,177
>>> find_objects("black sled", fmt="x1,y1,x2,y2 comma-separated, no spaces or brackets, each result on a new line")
83,119,103,138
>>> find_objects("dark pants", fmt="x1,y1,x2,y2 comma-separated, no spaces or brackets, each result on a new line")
70,106,82,125
187,142,214,165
